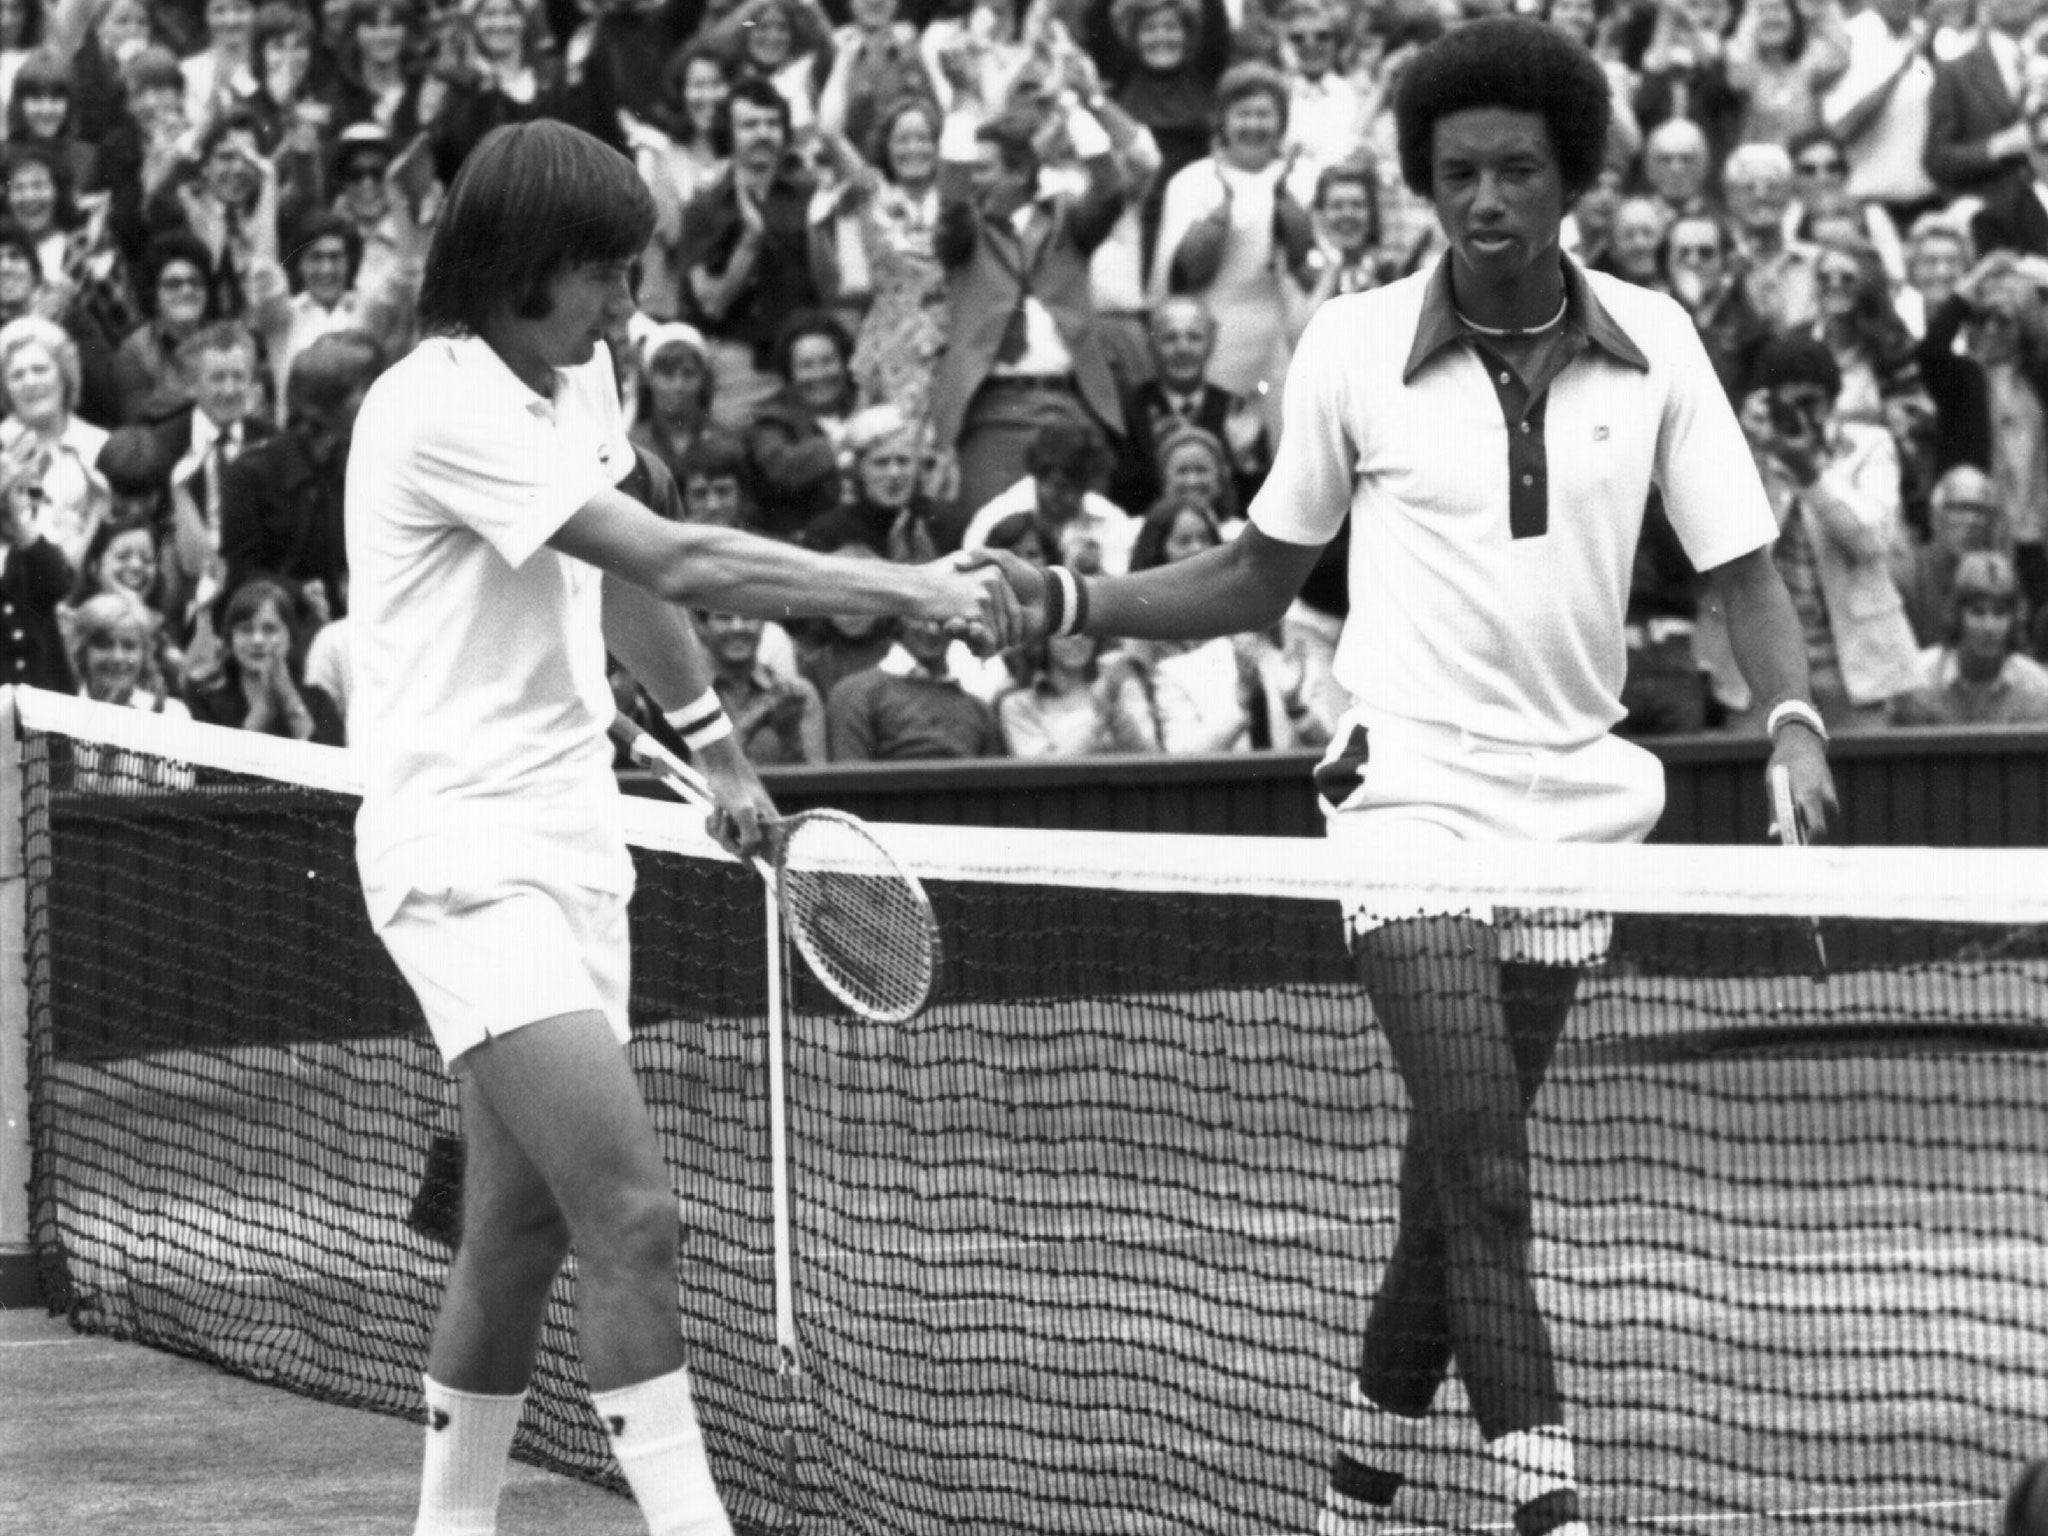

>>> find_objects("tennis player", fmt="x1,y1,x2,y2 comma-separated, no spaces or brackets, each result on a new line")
347,120,1018,1536
974,18,1836,1536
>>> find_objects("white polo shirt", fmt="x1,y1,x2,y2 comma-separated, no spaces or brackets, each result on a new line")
347,334,635,928
1252,259,1778,750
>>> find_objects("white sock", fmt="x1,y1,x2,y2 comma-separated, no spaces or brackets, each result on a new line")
591,1366,733,1536
1486,1425,1584,1536
413,1376,526,1536
1318,1382,1425,1535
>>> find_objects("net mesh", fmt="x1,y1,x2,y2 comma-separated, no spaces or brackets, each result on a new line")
18,689,2048,1534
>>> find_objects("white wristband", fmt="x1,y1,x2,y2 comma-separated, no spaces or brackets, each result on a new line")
1048,566,1082,638
665,691,734,751
1765,698,1828,744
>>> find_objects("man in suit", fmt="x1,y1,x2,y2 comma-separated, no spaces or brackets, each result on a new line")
1973,96,2048,255
1111,295,1271,514
1924,0,2042,201
218,330,382,622
154,321,274,550
931,96,1127,519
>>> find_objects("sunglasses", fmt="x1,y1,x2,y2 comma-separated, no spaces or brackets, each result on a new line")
1816,268,1860,289
1671,243,1722,261
342,163,388,184
1795,158,1846,176
1290,28,1333,41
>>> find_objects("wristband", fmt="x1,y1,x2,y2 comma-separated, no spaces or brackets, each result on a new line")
665,691,734,751
1048,565,1091,638
1765,697,1828,744
1040,561,1067,639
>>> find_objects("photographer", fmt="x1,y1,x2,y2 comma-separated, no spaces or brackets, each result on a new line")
1697,334,1921,731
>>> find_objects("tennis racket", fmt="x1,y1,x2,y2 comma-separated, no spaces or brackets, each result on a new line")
609,713,942,1023
1769,763,1828,980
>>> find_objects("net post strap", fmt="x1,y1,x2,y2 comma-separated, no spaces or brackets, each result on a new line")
0,686,25,1263
17,686,2048,923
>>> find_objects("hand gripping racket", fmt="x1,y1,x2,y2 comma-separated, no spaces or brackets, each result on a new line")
1769,763,1829,980
609,713,942,1024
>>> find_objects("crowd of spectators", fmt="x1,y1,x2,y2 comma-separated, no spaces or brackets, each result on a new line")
9,0,2048,767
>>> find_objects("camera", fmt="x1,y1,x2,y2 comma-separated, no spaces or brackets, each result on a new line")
1768,390,1819,440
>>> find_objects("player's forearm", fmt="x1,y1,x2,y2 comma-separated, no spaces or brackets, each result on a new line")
1707,545,1816,711
601,572,715,709
1080,527,1317,642
652,521,955,621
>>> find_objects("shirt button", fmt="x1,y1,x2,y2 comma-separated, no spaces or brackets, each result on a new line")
1519,422,1531,434
1498,372,1511,384
1521,474,1534,487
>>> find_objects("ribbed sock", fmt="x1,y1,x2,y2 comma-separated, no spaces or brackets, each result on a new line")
1317,1381,1425,1535
413,1376,526,1536
591,1366,733,1536
1487,1425,1587,1536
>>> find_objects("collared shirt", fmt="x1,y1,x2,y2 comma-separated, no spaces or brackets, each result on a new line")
0,414,108,570
1824,10,1936,202
1894,646,2048,724
1252,256,1778,748
347,334,633,928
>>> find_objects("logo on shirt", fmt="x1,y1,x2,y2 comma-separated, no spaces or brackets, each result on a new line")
1593,425,1610,441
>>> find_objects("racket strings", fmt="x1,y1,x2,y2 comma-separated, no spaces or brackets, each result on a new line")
777,814,938,1021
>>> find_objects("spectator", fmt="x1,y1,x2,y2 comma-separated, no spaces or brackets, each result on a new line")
743,308,856,539
184,573,344,742
702,0,830,142
1563,162,1626,275
1609,193,1670,289
217,328,380,620
1087,0,1231,261
1640,115,1714,221
1891,548,2048,722
1632,0,1740,159
67,589,187,716
113,232,223,424
1923,0,2036,202
154,321,272,548
1971,93,2048,257
69,508,184,693
1723,141,1819,332
0,441,71,691
0,313,106,568
676,426,755,527
423,0,567,185
1541,0,1644,172
931,97,1127,517
814,0,935,157
183,0,258,131
825,613,1002,760
796,542,897,703
1919,250,2048,613
629,321,714,485
96,46,193,269
143,109,281,319
697,607,827,765
1149,62,1310,437
249,206,419,418
1662,209,1769,401
1721,0,1848,148
815,95,948,424
1799,234,1926,437
8,49,98,197
1296,159,1380,310
4,141,86,299
802,401,949,559
1111,291,1267,513
1894,463,2010,644
1699,335,1921,730
679,77,821,428
323,0,431,144
1277,0,1368,210
1819,0,1938,232
635,44,731,324
1122,494,1311,750
996,629,1158,754
1151,418,1240,526
1904,211,1975,330
959,416,1137,572
94,425,204,659
242,2,321,164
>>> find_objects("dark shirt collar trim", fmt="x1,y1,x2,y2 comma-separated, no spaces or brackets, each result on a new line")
1401,254,1651,384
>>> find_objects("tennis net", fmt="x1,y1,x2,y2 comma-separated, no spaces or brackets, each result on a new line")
15,686,2048,1534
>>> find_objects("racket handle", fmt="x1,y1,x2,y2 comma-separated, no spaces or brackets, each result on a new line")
611,711,779,882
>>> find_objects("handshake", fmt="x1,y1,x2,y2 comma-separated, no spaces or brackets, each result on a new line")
920,549,1067,655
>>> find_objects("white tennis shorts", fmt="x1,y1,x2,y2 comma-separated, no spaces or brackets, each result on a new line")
377,877,633,1062
1315,709,1665,965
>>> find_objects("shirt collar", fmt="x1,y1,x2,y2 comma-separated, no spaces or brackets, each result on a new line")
1401,253,1651,384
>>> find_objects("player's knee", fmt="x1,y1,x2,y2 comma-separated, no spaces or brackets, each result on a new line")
583,1181,681,1277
